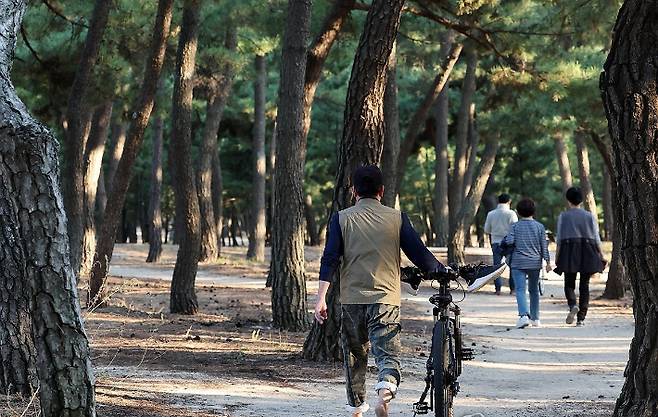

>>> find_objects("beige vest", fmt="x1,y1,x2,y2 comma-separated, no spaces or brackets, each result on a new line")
339,198,402,306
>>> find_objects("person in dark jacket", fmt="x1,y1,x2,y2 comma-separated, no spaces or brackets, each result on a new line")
314,165,505,417
555,187,605,326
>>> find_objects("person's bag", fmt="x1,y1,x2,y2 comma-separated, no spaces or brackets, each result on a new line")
596,247,608,273
539,267,546,296
499,239,514,257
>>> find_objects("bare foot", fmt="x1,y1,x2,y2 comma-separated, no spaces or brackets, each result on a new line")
374,401,388,417
375,389,393,417
352,413,362,417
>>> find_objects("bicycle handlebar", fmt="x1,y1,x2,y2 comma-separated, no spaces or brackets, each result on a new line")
401,264,475,283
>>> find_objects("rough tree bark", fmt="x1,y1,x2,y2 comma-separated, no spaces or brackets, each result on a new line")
574,132,598,221
146,116,164,263
170,0,203,315
448,137,499,264
62,0,112,275
600,2,658,414
81,100,113,276
394,41,464,199
88,0,174,305
211,150,223,253
197,27,236,263
602,167,613,241
432,31,454,247
0,2,96,414
265,121,277,288
0,190,36,397
267,0,355,286
449,47,477,230
303,0,405,361
270,0,313,332
247,54,267,261
554,132,573,196
381,41,400,208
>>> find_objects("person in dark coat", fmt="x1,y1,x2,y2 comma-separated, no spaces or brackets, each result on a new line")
554,187,605,326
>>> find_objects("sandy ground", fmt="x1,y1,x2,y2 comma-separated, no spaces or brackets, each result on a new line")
3,243,630,417
59,243,631,417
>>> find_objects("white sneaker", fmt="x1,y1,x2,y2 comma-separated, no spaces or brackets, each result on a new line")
531,320,541,327
516,315,531,329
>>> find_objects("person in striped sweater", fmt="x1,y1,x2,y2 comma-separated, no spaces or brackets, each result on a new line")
503,198,552,328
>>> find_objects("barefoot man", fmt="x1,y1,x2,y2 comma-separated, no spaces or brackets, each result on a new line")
313,165,448,417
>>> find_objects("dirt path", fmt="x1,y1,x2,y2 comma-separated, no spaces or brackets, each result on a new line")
89,244,632,417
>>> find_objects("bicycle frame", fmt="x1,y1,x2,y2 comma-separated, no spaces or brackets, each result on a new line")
412,273,474,416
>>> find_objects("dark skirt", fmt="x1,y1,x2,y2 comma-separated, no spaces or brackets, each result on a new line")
555,238,604,275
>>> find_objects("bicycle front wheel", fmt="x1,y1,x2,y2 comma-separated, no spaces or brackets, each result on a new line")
432,320,454,417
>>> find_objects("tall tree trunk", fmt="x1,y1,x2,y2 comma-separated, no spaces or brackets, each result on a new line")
0,2,96,414
449,47,477,230
554,132,573,196
62,0,112,276
96,167,107,222
303,0,404,361
304,194,320,246
198,27,236,263
601,2,658,414
146,116,164,263
266,120,277,246
461,106,480,244
589,131,626,299
462,105,479,197
88,0,175,305
602,167,614,241
602,229,626,300
270,0,313,332
170,0,202,315
266,121,277,287
394,42,463,199
432,31,453,247
448,137,499,264
574,132,598,221
301,0,356,140
211,150,223,254
105,122,126,200
0,198,37,397
269,0,354,286
170,147,183,245
247,54,267,261
381,41,400,208
81,100,113,276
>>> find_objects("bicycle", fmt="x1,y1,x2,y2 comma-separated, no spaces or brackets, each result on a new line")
402,263,505,417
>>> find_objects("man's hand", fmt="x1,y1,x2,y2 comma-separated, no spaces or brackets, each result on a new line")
545,263,553,273
314,298,328,324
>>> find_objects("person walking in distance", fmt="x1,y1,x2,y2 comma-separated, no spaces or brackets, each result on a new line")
484,193,518,294
314,165,505,417
502,198,552,328
554,187,606,327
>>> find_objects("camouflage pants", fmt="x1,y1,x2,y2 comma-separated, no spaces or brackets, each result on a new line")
341,303,401,411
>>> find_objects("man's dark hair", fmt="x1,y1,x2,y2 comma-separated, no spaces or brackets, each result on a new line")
353,165,384,198
498,193,511,204
566,187,583,205
516,198,536,218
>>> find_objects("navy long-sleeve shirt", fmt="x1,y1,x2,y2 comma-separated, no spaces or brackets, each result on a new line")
319,211,444,282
